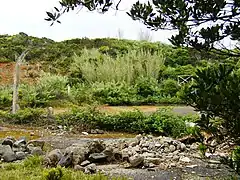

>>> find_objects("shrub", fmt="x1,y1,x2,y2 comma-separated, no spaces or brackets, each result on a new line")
0,86,12,110
134,76,160,98
3,108,45,125
160,79,180,97
183,63,240,140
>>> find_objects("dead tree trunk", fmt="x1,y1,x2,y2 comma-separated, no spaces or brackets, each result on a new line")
12,50,29,114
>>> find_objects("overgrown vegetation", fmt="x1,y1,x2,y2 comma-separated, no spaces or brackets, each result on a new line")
0,155,127,180
0,106,199,138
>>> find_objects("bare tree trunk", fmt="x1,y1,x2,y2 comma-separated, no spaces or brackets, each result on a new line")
12,50,29,114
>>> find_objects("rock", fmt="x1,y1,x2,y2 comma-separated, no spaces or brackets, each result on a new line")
74,165,84,171
44,149,63,167
144,158,161,165
64,144,88,166
81,160,91,167
169,145,176,152
85,163,97,173
179,156,191,163
89,153,107,162
31,147,44,156
82,132,88,135
27,140,45,149
129,154,144,167
2,137,15,147
190,143,198,151
14,137,27,147
186,164,198,168
58,151,74,167
88,140,106,154
2,145,16,162
142,152,155,158
96,129,104,134
129,140,139,147
135,134,142,141
16,151,26,160
180,143,186,151
30,132,35,136
90,129,98,134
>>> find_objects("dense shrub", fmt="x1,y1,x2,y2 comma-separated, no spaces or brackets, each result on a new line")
183,63,240,140
160,79,180,97
57,107,199,137
1,108,45,125
0,86,12,110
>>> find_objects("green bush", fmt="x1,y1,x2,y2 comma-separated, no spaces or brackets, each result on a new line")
160,79,180,97
0,86,12,110
57,107,198,137
2,108,45,125
184,63,240,139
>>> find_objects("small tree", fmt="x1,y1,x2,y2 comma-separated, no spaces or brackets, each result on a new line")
183,63,240,142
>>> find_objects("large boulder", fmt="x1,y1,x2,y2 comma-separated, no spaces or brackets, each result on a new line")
44,149,63,167
2,145,16,162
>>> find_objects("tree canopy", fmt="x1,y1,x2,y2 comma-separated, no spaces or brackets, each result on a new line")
46,0,240,57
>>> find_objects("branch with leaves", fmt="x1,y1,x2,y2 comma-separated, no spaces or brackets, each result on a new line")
46,0,240,57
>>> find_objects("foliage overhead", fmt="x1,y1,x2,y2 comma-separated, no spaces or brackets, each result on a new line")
46,0,240,56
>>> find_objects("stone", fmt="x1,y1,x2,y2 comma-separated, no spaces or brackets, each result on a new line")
85,163,97,173
82,132,89,135
144,158,161,165
27,140,45,149
2,145,16,162
89,153,107,162
16,151,26,160
169,145,176,152
31,147,44,156
81,160,91,167
90,129,98,134
74,165,84,171
129,140,139,147
44,149,63,167
58,151,74,167
142,152,155,158
186,164,198,168
180,143,186,151
13,137,27,147
96,129,104,134
179,156,191,163
2,137,15,147
129,154,144,167
135,134,142,141
190,143,198,151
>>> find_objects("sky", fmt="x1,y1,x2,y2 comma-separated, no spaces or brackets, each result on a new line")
0,0,176,43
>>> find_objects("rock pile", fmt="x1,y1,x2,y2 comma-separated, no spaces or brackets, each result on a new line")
44,134,230,174
0,136,44,162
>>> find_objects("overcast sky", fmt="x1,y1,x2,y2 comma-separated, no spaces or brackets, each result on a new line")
0,0,177,43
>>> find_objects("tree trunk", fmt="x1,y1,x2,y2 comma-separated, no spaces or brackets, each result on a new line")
12,50,29,114
12,61,20,114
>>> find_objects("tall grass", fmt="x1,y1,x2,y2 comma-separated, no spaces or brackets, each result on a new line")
70,48,165,84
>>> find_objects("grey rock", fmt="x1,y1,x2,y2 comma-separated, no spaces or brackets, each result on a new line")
129,154,144,167
81,160,91,167
27,140,45,149
89,153,107,162
13,137,27,147
58,151,74,168
2,145,16,162
179,156,191,163
85,163,97,173
180,143,186,151
190,143,198,151
74,165,84,171
144,158,161,165
96,129,104,134
31,147,44,156
90,129,98,134
2,137,15,147
44,149,63,167
169,145,176,152
16,151,26,160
